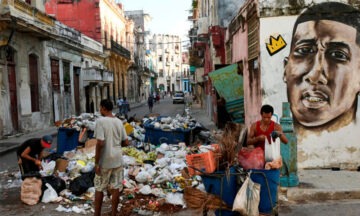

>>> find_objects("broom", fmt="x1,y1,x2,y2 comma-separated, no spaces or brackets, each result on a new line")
183,187,230,211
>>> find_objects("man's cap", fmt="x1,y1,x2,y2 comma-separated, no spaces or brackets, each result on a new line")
41,135,53,148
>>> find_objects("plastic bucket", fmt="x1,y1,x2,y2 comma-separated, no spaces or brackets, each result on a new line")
250,169,280,214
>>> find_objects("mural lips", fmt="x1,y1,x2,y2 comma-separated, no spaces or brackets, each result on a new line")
301,90,329,109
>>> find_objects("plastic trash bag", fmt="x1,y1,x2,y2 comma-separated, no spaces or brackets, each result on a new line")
232,176,260,216
41,175,66,194
40,160,56,176
265,137,281,162
138,185,152,195
42,183,58,203
165,192,185,206
81,161,95,173
135,169,152,183
238,147,265,170
69,171,95,196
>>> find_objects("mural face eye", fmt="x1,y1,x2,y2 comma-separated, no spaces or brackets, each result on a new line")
293,44,317,57
326,49,350,62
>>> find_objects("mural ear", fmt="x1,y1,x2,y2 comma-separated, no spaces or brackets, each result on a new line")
283,57,289,83
283,57,289,66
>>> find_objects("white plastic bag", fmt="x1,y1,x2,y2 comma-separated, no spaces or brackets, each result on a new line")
264,137,281,162
232,177,260,216
42,183,58,203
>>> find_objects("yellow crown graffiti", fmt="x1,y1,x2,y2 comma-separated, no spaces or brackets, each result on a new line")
266,35,287,56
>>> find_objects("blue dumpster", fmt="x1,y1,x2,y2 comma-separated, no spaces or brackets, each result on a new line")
57,127,80,154
250,169,280,214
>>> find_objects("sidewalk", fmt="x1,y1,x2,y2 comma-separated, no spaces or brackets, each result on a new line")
282,169,360,202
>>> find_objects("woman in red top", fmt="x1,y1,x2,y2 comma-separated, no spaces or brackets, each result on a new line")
247,105,288,150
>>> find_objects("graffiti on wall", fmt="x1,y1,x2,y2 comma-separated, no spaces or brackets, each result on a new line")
253,1,360,168
283,2,360,136
266,35,287,56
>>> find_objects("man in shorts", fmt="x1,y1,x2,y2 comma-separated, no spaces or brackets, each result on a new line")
94,99,128,216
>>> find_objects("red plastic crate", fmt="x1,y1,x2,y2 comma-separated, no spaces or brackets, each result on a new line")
186,144,220,176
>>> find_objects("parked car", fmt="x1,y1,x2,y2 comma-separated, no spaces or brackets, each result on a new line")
172,92,185,104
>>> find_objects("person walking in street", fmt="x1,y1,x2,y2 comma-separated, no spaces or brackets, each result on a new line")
116,97,123,115
17,135,53,178
94,99,129,216
147,95,154,113
121,97,130,119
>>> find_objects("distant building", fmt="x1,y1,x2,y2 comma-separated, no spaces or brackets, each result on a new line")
125,10,152,102
150,34,182,93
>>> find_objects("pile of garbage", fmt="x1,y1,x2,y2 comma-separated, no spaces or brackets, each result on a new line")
143,114,202,131
55,113,98,131
14,136,222,215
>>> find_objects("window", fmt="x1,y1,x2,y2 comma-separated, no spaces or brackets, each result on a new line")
29,54,39,112
63,62,71,92
159,69,164,77
51,59,60,92
159,56,162,62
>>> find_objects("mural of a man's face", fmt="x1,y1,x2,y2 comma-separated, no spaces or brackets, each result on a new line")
284,20,360,127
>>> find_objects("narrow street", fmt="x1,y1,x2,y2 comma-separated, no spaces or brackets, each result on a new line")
0,96,204,216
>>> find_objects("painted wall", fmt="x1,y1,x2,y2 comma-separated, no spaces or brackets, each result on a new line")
259,8,360,169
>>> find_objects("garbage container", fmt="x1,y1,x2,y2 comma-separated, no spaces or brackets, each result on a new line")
201,167,240,216
250,169,280,215
57,127,80,154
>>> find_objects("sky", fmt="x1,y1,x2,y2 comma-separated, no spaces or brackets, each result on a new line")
120,0,192,41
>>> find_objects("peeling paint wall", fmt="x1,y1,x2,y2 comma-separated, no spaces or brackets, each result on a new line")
259,0,360,169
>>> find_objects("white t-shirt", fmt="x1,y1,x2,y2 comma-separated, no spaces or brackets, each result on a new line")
94,116,127,169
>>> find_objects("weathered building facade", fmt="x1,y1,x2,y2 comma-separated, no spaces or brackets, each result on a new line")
45,0,133,105
189,0,243,126
0,0,106,136
125,10,152,103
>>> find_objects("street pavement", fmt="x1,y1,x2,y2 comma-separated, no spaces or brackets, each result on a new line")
0,99,360,214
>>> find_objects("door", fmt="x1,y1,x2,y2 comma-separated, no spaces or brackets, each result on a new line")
7,63,18,131
73,67,80,115
51,59,60,122
29,54,39,112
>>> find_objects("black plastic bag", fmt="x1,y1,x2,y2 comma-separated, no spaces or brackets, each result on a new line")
41,175,66,194
69,171,95,196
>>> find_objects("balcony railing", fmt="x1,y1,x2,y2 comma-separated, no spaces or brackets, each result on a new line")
111,40,131,60
102,70,113,82
82,68,102,81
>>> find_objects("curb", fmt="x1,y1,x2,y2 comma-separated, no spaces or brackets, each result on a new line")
285,188,360,201
0,131,58,156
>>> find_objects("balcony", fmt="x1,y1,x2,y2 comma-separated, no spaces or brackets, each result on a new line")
197,17,208,35
82,67,102,81
111,40,131,60
166,76,171,81
54,22,81,44
102,70,113,82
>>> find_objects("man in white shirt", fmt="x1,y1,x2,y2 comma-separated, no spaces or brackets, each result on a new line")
94,99,128,216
